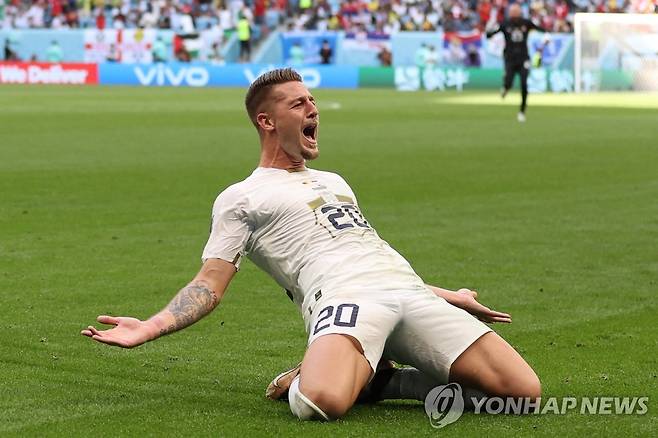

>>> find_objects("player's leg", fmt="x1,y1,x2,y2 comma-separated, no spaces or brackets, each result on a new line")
290,333,372,420
271,357,442,406
273,291,539,409
449,331,541,399
385,288,539,401
288,293,400,420
357,362,443,403
519,61,530,115
502,61,514,98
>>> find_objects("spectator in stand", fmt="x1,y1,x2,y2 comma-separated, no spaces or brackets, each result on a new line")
319,39,333,64
50,11,68,29
3,38,20,61
554,0,572,31
95,7,105,30
414,43,428,70
112,7,127,30
289,41,305,65
139,3,158,28
492,0,508,25
152,36,168,62
217,5,234,31
425,44,439,69
327,14,341,30
106,43,120,62
254,0,267,26
299,0,313,14
45,39,63,62
477,0,493,30
444,35,467,65
64,2,79,28
175,44,191,62
237,11,252,62
25,1,45,28
630,0,658,12
207,42,225,64
377,46,392,66
0,0,652,53
465,44,481,66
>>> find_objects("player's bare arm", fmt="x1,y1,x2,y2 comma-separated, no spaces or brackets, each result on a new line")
81,258,236,348
426,284,512,324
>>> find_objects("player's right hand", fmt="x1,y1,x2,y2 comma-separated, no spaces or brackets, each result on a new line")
454,289,512,324
81,315,156,348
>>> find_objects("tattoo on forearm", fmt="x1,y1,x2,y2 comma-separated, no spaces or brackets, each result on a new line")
166,283,219,331
159,324,176,336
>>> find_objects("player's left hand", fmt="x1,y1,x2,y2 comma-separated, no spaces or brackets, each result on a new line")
80,315,156,348
454,289,512,324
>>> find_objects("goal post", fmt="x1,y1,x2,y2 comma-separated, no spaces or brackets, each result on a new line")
574,13,658,92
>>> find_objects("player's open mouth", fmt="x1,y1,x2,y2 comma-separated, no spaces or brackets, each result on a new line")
302,123,318,146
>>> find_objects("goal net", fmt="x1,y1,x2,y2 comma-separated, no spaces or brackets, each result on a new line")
574,13,658,92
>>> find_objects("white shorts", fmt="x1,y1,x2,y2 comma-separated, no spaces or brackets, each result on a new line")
304,286,492,383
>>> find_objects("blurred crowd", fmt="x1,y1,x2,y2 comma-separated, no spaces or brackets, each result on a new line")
0,0,282,33
295,0,658,34
0,0,656,34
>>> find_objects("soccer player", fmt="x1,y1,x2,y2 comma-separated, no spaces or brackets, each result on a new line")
81,68,541,421
486,4,547,122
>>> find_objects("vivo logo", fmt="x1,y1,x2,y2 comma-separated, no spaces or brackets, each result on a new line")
244,66,321,88
134,64,209,87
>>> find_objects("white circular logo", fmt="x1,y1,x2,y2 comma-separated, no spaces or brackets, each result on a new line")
424,383,464,429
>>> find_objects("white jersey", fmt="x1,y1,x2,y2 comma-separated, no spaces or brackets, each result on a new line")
202,167,425,313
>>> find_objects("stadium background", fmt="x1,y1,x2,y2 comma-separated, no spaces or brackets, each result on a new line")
2,0,656,91
1,1,657,436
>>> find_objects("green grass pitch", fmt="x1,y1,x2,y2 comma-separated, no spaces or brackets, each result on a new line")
1,85,657,436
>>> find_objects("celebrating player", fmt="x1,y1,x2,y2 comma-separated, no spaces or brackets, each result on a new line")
81,68,540,421
487,4,548,122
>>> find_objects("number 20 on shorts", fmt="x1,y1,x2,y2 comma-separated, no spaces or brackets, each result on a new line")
313,304,360,335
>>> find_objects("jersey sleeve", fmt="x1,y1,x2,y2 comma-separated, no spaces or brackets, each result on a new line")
345,183,359,206
486,23,501,38
201,184,251,269
333,173,360,206
527,19,546,32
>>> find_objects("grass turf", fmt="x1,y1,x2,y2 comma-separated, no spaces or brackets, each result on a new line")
0,86,656,437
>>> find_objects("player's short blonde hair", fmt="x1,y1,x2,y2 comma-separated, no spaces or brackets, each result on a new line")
245,68,303,127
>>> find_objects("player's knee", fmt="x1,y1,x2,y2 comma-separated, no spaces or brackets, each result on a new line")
288,376,331,421
520,373,542,400
493,369,541,400
302,386,351,419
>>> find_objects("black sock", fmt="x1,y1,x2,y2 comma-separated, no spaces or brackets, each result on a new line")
358,367,486,410
359,367,435,402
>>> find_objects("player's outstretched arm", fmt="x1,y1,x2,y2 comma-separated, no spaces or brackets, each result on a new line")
81,258,236,348
533,22,549,33
426,284,512,324
485,22,501,38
